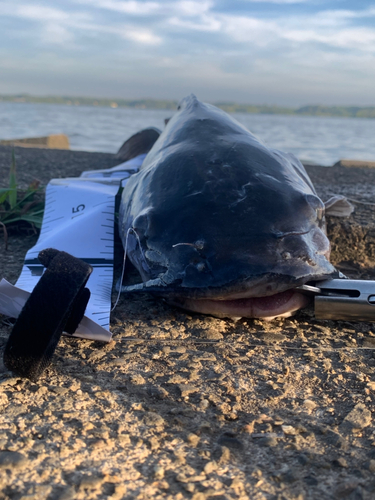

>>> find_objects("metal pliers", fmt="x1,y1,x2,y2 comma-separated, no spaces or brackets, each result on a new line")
297,279,375,321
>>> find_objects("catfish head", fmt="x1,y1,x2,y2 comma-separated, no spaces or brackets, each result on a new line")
119,95,345,319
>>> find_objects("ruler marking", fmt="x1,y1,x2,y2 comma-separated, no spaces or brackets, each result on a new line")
93,201,115,208
43,209,56,216
43,216,65,223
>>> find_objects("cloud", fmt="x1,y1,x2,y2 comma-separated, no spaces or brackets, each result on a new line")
238,0,312,3
166,6,375,55
76,0,161,15
174,0,213,16
17,5,70,21
168,15,221,32
119,27,162,44
76,0,213,16
283,27,375,52
1,1,163,47
0,3,90,47
218,16,279,44
42,23,74,45
1,0,375,104
276,8,375,53
4,1,375,54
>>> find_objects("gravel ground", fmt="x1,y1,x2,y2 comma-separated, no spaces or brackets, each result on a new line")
0,146,375,500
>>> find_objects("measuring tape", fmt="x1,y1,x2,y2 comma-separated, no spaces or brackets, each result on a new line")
0,154,146,342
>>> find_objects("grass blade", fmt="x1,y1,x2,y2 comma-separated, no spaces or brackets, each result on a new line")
0,152,45,244
0,221,8,250
0,188,10,205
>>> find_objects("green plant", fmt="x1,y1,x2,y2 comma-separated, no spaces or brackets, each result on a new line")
0,150,45,249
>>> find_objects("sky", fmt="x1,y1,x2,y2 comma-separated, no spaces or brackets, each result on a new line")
1,0,375,106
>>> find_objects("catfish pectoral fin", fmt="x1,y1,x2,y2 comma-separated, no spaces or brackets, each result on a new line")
324,195,354,217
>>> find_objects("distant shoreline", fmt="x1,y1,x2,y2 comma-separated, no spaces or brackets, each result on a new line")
1,94,375,119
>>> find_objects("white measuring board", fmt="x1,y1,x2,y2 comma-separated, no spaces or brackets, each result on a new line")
15,178,119,333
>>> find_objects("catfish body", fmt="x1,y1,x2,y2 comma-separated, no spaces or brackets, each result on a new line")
119,95,337,319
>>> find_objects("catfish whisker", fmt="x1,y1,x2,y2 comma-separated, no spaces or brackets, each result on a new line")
172,243,196,248
112,227,147,311
172,240,205,250
112,227,131,311
129,227,147,262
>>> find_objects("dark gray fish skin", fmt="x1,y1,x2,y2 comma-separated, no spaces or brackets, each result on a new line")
119,94,337,302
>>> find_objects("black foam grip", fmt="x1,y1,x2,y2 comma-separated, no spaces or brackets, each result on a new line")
64,287,91,334
3,248,93,382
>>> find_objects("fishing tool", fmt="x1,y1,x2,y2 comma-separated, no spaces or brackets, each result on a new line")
297,279,375,321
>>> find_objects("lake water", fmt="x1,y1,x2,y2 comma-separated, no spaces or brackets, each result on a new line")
1,101,375,166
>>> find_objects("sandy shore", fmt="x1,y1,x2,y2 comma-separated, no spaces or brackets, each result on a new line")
0,145,375,500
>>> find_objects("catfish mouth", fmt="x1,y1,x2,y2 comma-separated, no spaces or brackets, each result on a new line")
119,270,335,320
167,288,311,320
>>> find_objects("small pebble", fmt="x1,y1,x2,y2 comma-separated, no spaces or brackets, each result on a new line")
281,425,297,435
217,433,244,451
257,436,279,447
0,451,28,469
204,461,217,474
341,403,372,432
153,465,164,479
